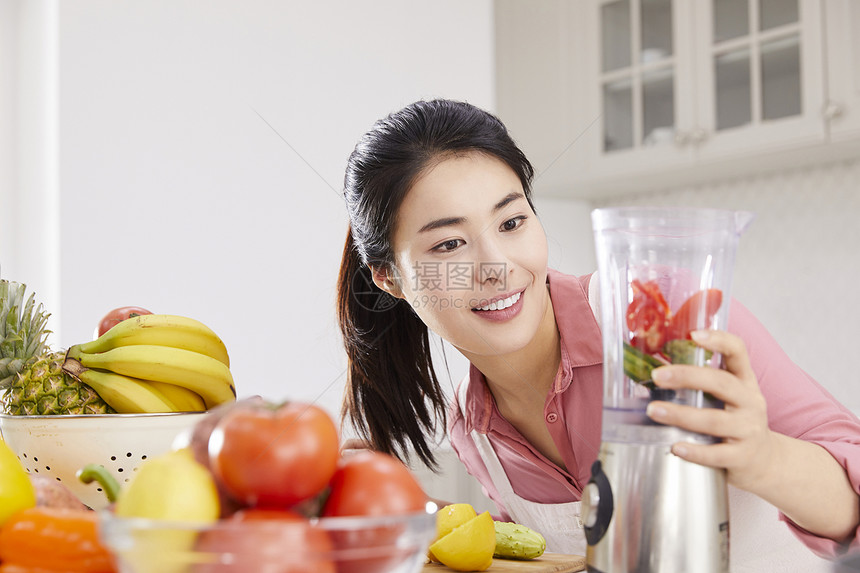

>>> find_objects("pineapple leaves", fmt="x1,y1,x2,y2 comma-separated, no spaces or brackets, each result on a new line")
0,280,52,391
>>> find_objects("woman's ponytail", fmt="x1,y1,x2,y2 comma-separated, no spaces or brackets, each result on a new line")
337,227,446,469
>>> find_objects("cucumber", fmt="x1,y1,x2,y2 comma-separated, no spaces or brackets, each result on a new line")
493,521,546,560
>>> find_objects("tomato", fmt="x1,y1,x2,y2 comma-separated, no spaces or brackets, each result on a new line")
322,451,427,518
665,288,723,342
322,451,428,573
179,397,266,517
626,279,670,354
95,306,152,338
193,508,335,573
209,401,340,508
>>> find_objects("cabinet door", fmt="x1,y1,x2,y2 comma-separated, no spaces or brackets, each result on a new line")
824,0,860,141
692,0,826,160
582,0,696,187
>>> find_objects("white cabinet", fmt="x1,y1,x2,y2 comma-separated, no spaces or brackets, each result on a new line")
494,0,860,198
824,0,860,141
579,0,830,195
688,0,826,161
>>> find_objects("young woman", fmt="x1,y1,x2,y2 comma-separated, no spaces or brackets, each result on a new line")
336,99,860,562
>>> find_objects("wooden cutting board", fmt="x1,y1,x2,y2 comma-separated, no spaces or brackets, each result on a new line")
423,553,587,572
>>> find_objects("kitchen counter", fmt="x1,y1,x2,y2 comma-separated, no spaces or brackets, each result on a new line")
423,553,586,572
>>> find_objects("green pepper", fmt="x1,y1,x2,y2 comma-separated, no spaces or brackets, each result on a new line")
663,338,713,366
0,439,37,525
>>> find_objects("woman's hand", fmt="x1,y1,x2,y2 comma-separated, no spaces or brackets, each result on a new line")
645,329,860,541
341,438,374,457
644,329,776,490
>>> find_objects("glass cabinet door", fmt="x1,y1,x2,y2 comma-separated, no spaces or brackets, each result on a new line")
599,0,676,153
582,0,827,192
711,0,802,132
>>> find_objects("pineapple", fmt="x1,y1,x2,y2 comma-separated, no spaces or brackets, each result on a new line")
0,280,114,415
0,280,51,387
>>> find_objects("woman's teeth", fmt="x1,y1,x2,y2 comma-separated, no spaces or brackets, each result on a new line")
474,292,521,312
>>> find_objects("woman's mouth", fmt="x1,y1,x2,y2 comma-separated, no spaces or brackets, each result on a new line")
473,292,521,311
471,290,525,322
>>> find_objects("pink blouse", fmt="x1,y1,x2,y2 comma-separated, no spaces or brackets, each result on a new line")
448,268,860,558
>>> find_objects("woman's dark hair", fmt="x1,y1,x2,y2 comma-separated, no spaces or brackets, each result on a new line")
337,99,535,468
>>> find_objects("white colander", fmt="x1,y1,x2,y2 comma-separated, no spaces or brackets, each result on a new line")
0,412,207,510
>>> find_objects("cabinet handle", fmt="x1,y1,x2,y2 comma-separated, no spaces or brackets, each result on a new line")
689,128,709,145
823,101,844,121
674,131,691,146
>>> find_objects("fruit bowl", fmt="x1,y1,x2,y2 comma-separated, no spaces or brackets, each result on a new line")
0,412,207,510
99,509,436,573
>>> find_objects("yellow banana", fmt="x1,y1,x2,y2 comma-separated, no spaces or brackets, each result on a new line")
73,345,236,409
147,380,206,412
77,369,179,414
74,314,230,367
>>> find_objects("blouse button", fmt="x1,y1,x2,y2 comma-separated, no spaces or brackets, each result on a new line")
546,412,559,423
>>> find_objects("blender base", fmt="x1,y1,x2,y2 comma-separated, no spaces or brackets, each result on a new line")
584,439,729,573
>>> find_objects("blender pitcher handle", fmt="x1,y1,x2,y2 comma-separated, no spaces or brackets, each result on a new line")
583,460,614,546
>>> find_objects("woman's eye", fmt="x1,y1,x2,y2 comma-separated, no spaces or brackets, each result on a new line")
433,239,463,252
500,216,526,232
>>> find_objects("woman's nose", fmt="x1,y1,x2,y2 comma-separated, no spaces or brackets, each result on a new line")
473,237,511,289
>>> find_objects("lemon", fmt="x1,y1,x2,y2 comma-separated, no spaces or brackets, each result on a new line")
437,503,478,538
0,439,36,526
115,448,219,521
114,448,220,573
429,503,478,563
429,511,496,572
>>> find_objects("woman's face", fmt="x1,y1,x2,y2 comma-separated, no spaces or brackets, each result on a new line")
379,152,549,358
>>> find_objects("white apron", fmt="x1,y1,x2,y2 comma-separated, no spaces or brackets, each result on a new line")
458,380,588,555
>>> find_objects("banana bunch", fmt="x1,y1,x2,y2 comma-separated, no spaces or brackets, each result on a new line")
63,314,236,414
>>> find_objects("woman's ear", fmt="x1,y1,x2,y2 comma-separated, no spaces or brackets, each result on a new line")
369,265,404,299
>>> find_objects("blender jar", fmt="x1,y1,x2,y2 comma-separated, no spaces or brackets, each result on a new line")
592,206,754,444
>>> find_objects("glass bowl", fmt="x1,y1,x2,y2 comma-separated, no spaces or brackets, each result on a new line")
0,412,207,509
99,509,436,573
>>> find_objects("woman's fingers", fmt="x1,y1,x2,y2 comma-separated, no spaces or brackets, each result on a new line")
340,438,373,455
649,330,759,407
669,441,738,469
647,401,738,439
643,330,776,486
651,365,737,404
690,329,756,385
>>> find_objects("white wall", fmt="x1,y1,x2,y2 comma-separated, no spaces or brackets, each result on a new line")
535,196,596,277
1,0,60,318
0,1,15,272
0,0,496,424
